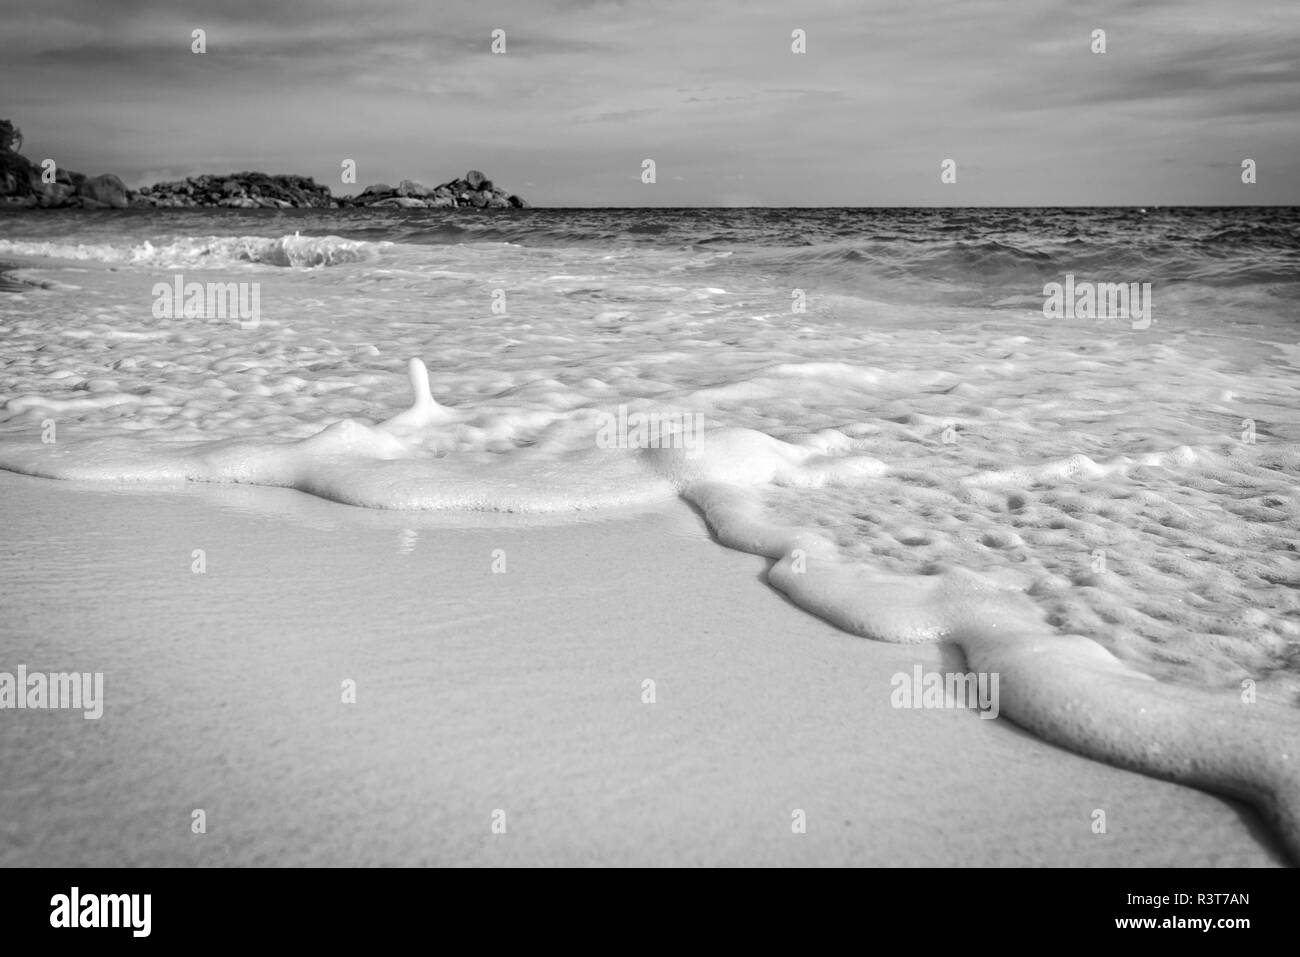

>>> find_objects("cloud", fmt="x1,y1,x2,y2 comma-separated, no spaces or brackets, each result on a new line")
0,0,1295,204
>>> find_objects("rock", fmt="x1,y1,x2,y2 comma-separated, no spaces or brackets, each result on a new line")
37,182,75,207
370,196,427,208
465,170,486,190
0,149,37,197
508,195,529,208
427,195,455,207
222,179,241,195
360,183,393,196
397,179,435,198
470,190,490,208
487,194,510,208
77,173,129,208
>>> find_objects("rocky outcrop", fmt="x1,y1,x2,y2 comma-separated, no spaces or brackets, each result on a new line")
341,171,529,209
0,118,130,209
78,173,129,208
133,172,334,208
0,148,37,205
0,117,532,210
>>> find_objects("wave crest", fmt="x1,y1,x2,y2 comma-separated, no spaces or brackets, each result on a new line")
0,233,383,268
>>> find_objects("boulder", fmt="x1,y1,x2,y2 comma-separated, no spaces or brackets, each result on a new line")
508,195,529,208
465,170,486,190
77,173,129,208
427,195,455,208
370,196,427,208
397,179,435,198
487,194,510,208
470,190,490,207
37,182,75,207
0,150,37,197
360,183,393,197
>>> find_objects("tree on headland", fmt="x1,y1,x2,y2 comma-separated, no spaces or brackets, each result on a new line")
0,119,21,154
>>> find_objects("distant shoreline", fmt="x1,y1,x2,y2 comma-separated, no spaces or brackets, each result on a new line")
5,202,1298,213
3,120,529,212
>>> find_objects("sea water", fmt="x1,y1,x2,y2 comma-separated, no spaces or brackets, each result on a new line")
1,206,1298,856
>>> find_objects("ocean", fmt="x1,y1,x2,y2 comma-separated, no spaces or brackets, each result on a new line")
2,206,1299,857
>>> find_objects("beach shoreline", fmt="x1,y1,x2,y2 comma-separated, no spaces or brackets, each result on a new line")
0,471,1284,867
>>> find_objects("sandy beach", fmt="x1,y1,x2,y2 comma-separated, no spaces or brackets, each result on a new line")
0,471,1283,867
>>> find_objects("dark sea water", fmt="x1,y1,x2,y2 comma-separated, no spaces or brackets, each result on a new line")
3,205,1299,308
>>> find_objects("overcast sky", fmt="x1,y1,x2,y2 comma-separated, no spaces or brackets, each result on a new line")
2,0,1297,205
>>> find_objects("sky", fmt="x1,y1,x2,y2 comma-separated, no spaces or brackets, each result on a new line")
2,0,1297,206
